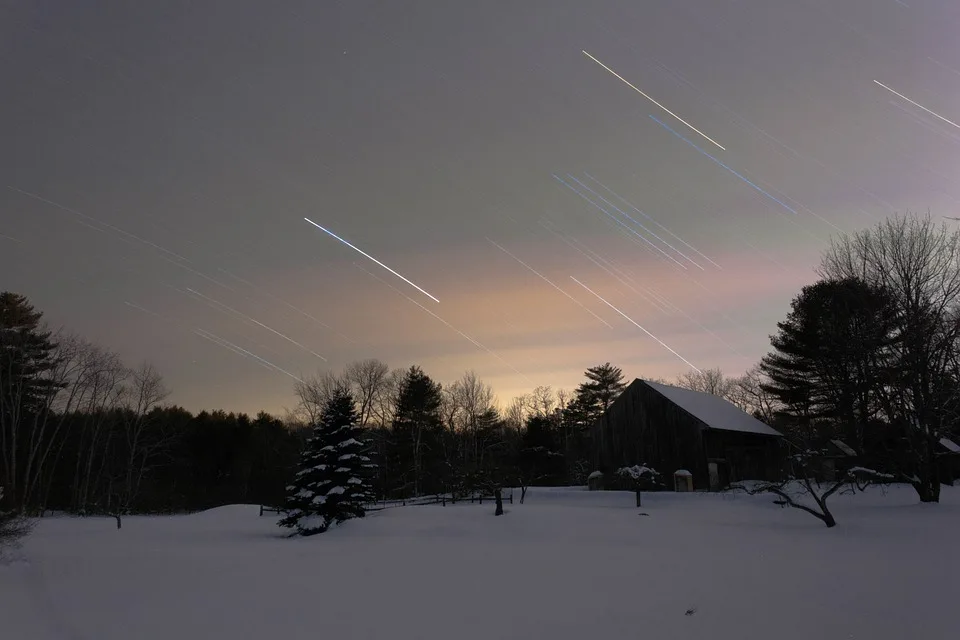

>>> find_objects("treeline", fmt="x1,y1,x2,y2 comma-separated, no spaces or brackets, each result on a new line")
0,287,628,515
290,360,627,500
0,292,306,515
4,213,959,516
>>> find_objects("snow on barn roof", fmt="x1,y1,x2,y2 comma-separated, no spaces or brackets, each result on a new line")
641,379,783,437
940,437,960,454
830,439,858,457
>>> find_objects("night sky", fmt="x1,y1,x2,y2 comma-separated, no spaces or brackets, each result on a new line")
3,0,959,415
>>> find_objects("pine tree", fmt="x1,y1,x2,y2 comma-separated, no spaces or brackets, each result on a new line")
580,362,627,415
561,363,626,482
391,366,444,496
760,277,898,449
0,292,63,511
279,387,375,536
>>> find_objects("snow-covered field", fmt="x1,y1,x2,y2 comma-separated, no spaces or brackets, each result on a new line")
3,485,959,640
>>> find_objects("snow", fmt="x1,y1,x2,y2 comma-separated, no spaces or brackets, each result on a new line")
939,437,960,454
848,467,895,480
3,486,960,639
617,465,659,479
642,379,782,437
830,439,858,457
587,471,604,480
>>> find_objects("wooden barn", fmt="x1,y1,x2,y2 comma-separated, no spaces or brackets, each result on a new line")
592,379,784,490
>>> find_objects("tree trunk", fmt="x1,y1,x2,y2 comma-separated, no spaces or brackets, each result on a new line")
913,476,941,503
820,506,837,528
812,486,838,528
912,439,941,503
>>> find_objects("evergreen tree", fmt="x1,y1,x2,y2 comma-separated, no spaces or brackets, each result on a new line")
279,388,375,535
391,366,444,496
0,292,62,511
761,277,898,450
562,363,626,482
518,415,565,486
578,363,627,418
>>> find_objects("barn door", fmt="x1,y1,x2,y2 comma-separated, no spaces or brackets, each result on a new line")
708,462,721,491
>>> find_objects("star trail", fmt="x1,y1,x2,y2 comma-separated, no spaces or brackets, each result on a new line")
3,0,958,413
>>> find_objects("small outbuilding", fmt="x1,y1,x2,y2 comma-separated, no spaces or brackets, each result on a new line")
816,439,859,481
587,471,604,491
592,379,784,490
938,437,960,485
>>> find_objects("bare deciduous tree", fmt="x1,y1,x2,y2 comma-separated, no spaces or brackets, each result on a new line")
110,363,170,526
447,371,496,472
65,345,128,513
529,386,556,418
675,367,736,400
344,359,390,428
820,213,960,502
729,365,781,424
738,449,893,528
503,394,529,435
372,368,405,428
14,334,124,513
294,371,348,425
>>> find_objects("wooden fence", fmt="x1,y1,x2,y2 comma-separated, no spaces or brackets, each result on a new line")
259,489,515,516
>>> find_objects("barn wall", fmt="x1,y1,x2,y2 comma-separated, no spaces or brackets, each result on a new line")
593,381,707,487
701,430,783,482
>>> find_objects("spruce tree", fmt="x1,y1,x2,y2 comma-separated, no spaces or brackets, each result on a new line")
279,387,375,535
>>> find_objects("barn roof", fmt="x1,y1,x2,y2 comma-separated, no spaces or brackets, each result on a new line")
641,379,783,437
829,439,858,457
940,437,960,454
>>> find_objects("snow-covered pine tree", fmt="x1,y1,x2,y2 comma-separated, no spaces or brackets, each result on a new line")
322,390,377,525
279,387,375,535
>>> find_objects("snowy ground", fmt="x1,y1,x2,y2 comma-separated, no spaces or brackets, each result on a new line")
3,485,959,640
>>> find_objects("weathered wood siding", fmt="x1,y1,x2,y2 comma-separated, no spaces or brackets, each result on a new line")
701,430,783,482
592,380,707,487
593,380,784,488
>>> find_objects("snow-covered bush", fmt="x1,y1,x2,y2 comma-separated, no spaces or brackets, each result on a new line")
612,465,663,491
613,464,663,507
